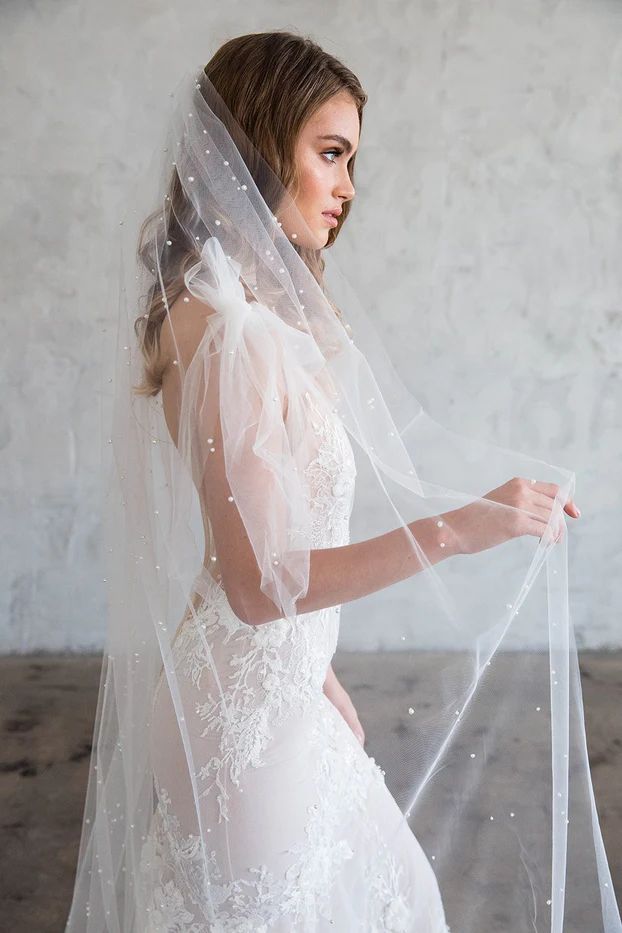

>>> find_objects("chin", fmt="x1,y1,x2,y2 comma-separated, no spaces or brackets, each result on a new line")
318,229,331,250
292,231,327,251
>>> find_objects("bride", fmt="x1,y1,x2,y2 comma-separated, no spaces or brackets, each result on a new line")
65,30,619,933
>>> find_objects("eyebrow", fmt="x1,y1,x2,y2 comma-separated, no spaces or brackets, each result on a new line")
316,134,356,155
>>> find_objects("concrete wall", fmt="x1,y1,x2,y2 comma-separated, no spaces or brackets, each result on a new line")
1,0,620,651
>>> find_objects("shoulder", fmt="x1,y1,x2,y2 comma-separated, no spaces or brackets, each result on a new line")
160,288,219,374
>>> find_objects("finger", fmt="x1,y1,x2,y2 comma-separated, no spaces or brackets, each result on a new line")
522,504,561,526
521,496,567,531
526,517,561,542
348,711,365,744
537,521,565,544
527,481,579,518
524,480,562,500
530,491,564,511
532,495,577,525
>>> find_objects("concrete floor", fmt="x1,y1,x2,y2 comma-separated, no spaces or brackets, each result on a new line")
1,651,620,931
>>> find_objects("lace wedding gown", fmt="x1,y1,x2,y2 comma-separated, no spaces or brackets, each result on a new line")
138,390,450,932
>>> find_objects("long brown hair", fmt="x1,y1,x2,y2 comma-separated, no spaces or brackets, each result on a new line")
134,30,367,396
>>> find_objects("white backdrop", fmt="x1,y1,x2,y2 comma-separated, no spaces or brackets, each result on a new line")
1,0,620,652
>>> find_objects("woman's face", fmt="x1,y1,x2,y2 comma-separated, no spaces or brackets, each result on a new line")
279,91,359,250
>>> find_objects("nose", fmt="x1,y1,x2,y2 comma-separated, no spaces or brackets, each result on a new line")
335,166,355,203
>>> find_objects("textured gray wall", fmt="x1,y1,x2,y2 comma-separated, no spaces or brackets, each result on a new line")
1,1,620,652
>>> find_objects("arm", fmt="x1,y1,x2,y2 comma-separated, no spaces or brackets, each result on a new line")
174,293,581,629
185,295,462,626
323,662,365,746
234,509,462,626
235,479,581,626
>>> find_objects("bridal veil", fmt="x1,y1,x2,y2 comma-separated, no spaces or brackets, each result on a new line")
64,65,620,932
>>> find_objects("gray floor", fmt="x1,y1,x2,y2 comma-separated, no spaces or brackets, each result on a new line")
1,651,620,931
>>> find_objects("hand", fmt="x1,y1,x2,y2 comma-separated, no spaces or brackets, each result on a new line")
323,666,365,746
451,477,581,556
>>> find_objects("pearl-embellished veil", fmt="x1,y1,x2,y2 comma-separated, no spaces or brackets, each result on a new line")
64,65,620,932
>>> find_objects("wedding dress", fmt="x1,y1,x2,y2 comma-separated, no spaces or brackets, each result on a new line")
138,392,450,932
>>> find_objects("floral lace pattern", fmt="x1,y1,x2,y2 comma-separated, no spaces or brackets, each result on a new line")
141,702,399,931
140,395,450,931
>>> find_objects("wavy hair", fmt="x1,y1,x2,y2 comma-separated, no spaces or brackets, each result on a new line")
133,30,367,396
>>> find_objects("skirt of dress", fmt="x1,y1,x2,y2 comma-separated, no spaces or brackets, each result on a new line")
137,575,451,933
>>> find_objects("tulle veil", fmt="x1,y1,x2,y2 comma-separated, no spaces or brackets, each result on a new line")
64,65,620,932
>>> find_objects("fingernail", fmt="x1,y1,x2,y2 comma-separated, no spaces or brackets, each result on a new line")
576,506,581,517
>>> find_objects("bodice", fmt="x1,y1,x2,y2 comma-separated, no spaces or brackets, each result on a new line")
301,389,357,549
154,397,357,821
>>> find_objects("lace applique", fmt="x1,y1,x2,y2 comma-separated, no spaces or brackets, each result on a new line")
363,817,452,933
160,399,356,822
302,391,356,549
365,816,416,933
166,588,336,822
140,703,427,931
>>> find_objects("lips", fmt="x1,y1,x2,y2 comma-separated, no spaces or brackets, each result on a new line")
322,211,339,227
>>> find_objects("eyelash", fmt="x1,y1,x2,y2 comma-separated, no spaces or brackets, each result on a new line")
322,148,344,164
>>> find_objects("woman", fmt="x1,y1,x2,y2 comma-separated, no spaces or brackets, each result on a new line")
65,31,618,933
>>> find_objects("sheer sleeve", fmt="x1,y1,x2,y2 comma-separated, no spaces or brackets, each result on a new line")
176,236,321,624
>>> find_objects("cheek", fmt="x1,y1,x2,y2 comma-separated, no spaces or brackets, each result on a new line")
297,160,327,207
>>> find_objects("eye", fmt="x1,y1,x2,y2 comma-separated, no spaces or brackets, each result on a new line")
322,148,344,164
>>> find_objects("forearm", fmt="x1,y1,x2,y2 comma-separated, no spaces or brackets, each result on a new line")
250,508,463,625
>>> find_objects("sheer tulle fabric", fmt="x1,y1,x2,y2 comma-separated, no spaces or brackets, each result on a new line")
64,69,620,932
